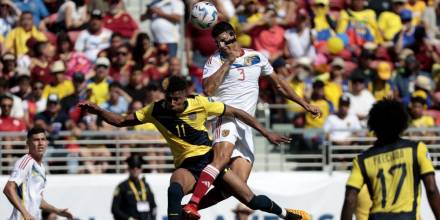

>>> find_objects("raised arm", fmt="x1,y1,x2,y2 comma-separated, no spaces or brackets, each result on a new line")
78,101,141,127
40,199,73,220
3,181,35,220
423,174,440,219
265,72,322,117
223,105,290,145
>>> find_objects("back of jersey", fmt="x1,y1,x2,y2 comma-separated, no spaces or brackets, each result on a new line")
347,139,434,220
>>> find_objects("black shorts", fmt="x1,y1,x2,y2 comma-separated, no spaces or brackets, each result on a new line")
178,150,226,185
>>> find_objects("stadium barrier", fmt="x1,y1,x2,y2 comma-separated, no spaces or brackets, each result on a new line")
0,172,437,220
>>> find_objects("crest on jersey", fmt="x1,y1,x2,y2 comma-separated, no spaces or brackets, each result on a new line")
188,113,197,120
244,55,260,66
222,129,230,137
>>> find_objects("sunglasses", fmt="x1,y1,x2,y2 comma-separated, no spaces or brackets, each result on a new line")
1,104,12,108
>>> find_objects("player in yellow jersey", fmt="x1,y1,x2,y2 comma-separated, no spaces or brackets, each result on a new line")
341,99,440,220
79,76,310,220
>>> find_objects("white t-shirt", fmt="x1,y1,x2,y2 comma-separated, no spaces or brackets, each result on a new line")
0,94,24,119
203,49,274,116
323,113,361,141
347,90,376,118
284,27,316,60
56,1,86,24
74,28,112,61
149,0,184,43
8,154,47,220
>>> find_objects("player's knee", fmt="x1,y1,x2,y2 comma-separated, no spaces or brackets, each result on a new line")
168,182,184,200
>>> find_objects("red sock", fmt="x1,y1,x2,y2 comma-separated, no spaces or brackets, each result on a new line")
190,165,219,207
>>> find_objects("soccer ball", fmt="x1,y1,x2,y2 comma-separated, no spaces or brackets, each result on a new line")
191,1,218,30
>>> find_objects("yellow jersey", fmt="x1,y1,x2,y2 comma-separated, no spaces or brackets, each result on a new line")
347,140,434,219
411,115,435,128
305,99,332,128
87,80,110,105
135,95,225,167
42,80,75,99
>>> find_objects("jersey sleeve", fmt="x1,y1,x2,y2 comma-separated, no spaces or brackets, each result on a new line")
346,156,364,190
202,55,222,79
135,104,154,123
417,142,435,175
260,53,274,76
197,96,225,117
8,157,32,186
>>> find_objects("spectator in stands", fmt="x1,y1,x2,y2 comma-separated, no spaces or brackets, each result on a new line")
0,0,21,37
405,0,426,25
74,9,112,61
394,9,426,51
41,60,74,99
140,0,184,57
347,72,375,125
144,46,170,84
109,43,134,86
0,78,24,119
29,41,54,85
285,58,313,119
100,82,131,115
60,72,87,116
88,57,111,105
337,0,382,48
13,74,31,100
99,32,123,65
123,66,147,102
111,154,157,220
0,94,25,132
350,48,376,82
306,80,332,129
185,14,217,69
370,61,396,100
394,50,430,99
55,32,91,78
324,95,361,145
144,83,164,105
324,57,345,109
12,0,48,28
4,12,47,56
34,94,72,133
132,32,156,68
103,0,138,41
410,95,435,127
53,0,88,32
229,0,264,47
311,0,337,42
253,6,285,60
22,80,45,126
232,203,254,220
284,8,316,61
1,52,16,82
378,0,405,43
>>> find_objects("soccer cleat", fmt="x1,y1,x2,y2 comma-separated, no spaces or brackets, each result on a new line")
285,209,311,220
182,204,201,220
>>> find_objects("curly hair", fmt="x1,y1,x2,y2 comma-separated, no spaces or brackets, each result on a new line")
367,99,409,141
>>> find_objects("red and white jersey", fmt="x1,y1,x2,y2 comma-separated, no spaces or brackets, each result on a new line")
203,49,274,116
8,154,46,220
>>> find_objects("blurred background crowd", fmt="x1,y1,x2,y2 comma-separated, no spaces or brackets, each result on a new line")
1,0,440,173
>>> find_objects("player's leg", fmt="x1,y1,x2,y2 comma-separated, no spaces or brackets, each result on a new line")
185,118,237,209
168,168,196,220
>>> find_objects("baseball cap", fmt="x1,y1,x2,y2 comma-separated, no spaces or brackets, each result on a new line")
2,53,15,61
400,9,412,22
91,9,103,19
331,57,345,68
432,64,440,73
399,48,414,60
47,94,59,103
377,61,392,80
72,72,85,83
339,94,350,106
95,57,110,67
313,0,329,5
50,60,66,73
126,154,145,168
415,75,432,92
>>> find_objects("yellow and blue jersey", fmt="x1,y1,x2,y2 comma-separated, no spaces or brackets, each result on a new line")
135,95,225,167
347,139,434,219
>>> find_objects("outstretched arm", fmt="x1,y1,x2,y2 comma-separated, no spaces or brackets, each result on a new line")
341,186,358,220
40,199,73,220
423,174,440,219
265,73,322,118
78,102,141,127
223,105,291,145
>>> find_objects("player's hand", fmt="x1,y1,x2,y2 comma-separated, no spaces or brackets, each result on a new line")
22,212,36,220
78,101,101,115
223,45,240,63
305,103,322,118
57,208,74,220
265,132,292,145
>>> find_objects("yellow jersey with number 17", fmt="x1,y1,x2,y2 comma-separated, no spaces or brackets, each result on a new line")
347,139,434,220
135,95,225,167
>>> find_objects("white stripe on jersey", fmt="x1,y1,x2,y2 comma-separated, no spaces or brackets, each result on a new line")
203,49,274,116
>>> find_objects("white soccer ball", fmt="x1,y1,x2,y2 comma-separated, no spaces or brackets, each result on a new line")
191,1,218,30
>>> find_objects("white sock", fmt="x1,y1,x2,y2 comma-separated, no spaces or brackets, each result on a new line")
279,208,287,218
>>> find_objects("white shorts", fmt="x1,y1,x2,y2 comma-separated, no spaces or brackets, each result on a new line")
211,116,255,163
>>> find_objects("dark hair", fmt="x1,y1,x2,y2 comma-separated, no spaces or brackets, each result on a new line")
367,99,409,141
126,154,145,168
21,11,33,17
132,32,150,64
312,80,325,89
163,75,187,94
17,75,31,84
109,81,122,89
111,32,123,41
117,43,132,52
145,82,161,92
33,41,48,58
56,32,73,54
212,21,235,38
411,96,426,106
0,94,13,103
27,126,46,139
0,78,9,89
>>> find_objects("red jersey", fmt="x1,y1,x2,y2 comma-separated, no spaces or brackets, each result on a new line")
0,116,26,132
103,12,139,39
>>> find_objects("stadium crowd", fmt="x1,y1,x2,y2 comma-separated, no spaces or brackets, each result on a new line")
0,0,440,173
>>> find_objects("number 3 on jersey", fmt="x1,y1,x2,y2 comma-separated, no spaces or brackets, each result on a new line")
237,68,245,81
